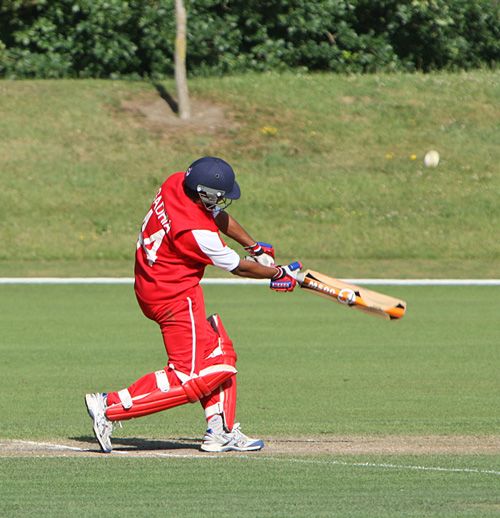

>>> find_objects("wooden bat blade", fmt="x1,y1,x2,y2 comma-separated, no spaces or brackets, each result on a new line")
296,270,407,320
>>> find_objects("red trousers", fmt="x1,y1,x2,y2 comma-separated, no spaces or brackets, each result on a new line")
106,285,237,428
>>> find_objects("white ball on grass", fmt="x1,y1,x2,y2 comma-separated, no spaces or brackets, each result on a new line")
424,150,440,168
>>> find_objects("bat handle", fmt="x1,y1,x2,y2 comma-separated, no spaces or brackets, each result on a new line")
295,271,305,285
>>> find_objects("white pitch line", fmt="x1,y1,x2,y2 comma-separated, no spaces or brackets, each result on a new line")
130,452,500,476
324,459,500,476
7,441,500,476
137,453,500,476
15,440,90,452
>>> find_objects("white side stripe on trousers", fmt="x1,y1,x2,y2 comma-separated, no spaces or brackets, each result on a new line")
187,297,197,377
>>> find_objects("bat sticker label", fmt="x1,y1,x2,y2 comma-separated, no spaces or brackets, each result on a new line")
308,280,338,297
338,288,356,305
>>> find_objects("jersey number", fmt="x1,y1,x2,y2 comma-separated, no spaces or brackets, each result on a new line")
137,208,166,266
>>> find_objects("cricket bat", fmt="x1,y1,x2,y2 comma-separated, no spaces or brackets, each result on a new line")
296,269,406,320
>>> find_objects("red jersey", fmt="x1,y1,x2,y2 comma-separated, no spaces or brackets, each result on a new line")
134,172,240,304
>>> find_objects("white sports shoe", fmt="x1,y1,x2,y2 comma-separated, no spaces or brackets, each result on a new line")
85,392,114,453
200,423,264,452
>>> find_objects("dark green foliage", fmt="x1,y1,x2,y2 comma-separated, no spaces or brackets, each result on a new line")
0,0,498,77
358,0,500,71
0,0,171,78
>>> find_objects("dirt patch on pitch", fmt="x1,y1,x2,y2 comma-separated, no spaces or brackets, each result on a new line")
1,435,498,458
269,435,500,456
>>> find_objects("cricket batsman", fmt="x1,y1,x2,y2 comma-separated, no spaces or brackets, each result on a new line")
85,156,302,453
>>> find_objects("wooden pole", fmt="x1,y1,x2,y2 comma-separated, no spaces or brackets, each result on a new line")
175,0,190,119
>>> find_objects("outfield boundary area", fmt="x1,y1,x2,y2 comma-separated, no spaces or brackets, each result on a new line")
1,278,499,286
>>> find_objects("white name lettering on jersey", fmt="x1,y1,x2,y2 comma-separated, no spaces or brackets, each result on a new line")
153,189,171,232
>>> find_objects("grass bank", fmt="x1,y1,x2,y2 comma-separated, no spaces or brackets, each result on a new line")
1,72,499,277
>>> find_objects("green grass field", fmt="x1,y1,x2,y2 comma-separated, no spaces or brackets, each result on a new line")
1,284,499,516
1,71,499,278
1,456,499,517
1,70,499,516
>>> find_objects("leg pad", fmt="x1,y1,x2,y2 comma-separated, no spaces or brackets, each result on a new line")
106,364,237,421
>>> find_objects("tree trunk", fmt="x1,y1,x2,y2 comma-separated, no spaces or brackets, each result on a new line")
174,0,190,120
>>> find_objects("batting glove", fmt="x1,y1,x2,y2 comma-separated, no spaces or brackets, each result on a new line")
270,261,303,292
244,241,275,267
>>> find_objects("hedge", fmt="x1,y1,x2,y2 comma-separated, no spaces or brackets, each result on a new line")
0,0,498,78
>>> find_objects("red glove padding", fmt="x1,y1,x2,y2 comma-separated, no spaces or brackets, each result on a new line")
270,262,302,292
245,242,275,259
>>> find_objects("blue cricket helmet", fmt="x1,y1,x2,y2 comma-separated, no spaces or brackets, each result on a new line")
184,156,240,211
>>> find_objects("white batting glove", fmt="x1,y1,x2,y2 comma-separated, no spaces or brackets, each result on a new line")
244,242,275,266
246,253,275,267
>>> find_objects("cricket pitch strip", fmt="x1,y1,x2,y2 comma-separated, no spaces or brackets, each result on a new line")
0,435,498,458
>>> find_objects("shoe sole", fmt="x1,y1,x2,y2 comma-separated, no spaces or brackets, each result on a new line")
200,441,264,453
227,442,264,452
84,394,112,454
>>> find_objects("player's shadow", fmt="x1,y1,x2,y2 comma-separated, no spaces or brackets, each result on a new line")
72,435,200,452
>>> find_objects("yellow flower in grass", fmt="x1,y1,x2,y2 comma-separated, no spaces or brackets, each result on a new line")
260,125,278,136
410,154,417,160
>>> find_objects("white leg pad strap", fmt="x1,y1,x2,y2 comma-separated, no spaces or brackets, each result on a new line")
155,370,170,392
168,363,190,383
118,389,133,409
